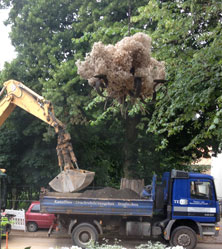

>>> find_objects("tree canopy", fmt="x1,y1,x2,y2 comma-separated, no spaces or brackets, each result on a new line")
133,0,222,152
0,0,221,202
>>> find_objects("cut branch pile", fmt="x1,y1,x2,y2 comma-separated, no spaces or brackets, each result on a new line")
76,32,165,102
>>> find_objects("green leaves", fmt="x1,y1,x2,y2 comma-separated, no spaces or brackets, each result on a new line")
132,0,222,153
1,0,219,191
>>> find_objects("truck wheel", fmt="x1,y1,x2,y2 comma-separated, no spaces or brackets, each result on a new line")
170,226,197,249
27,222,38,232
72,223,98,248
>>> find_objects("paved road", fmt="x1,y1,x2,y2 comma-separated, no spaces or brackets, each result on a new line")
1,226,222,249
1,235,221,249
195,245,222,249
1,236,72,249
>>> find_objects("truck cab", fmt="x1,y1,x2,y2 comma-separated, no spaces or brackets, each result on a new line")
162,170,220,248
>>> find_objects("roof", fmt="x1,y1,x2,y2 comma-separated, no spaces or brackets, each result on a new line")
189,172,214,180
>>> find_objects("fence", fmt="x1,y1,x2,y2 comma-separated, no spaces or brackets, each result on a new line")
5,209,26,231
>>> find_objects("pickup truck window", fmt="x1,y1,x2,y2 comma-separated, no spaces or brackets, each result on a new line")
31,204,40,213
190,181,212,200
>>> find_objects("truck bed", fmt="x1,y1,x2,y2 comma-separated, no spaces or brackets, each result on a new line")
40,191,154,217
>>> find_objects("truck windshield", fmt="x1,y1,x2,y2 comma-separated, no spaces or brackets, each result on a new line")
190,181,212,200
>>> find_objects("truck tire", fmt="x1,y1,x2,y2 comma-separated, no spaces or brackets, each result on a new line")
27,222,38,232
170,226,197,249
72,223,98,248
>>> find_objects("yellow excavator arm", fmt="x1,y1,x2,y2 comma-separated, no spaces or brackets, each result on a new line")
0,80,62,130
0,80,95,192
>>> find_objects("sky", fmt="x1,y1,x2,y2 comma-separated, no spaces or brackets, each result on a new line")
0,9,16,70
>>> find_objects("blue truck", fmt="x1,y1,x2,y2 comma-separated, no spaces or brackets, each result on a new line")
40,170,220,249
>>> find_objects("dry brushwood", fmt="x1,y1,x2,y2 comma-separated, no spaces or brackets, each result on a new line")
76,32,166,103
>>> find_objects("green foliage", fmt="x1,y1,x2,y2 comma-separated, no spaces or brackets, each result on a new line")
1,0,219,198
133,0,222,154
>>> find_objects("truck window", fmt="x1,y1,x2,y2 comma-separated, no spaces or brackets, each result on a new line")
190,181,212,200
31,204,40,213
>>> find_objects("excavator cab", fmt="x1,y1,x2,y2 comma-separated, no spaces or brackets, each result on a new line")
0,80,95,193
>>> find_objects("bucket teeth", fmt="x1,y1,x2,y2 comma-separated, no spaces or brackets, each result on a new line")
49,169,95,193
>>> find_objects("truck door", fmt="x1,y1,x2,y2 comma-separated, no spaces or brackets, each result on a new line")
188,179,217,222
172,177,218,222
172,178,189,219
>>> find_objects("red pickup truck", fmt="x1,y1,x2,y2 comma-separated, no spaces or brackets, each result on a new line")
25,201,56,232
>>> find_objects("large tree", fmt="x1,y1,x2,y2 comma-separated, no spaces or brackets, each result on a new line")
3,0,154,181
1,0,219,198
0,0,148,190
71,0,212,178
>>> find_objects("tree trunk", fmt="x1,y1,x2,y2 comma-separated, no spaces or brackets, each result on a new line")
12,188,17,209
120,178,144,195
122,114,140,179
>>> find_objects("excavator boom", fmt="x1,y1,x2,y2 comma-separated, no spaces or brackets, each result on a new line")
0,80,95,192
0,80,63,130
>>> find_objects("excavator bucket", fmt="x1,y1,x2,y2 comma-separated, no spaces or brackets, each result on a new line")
49,169,95,193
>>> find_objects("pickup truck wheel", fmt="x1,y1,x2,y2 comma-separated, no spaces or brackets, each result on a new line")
170,226,197,249
27,222,38,232
72,223,98,248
